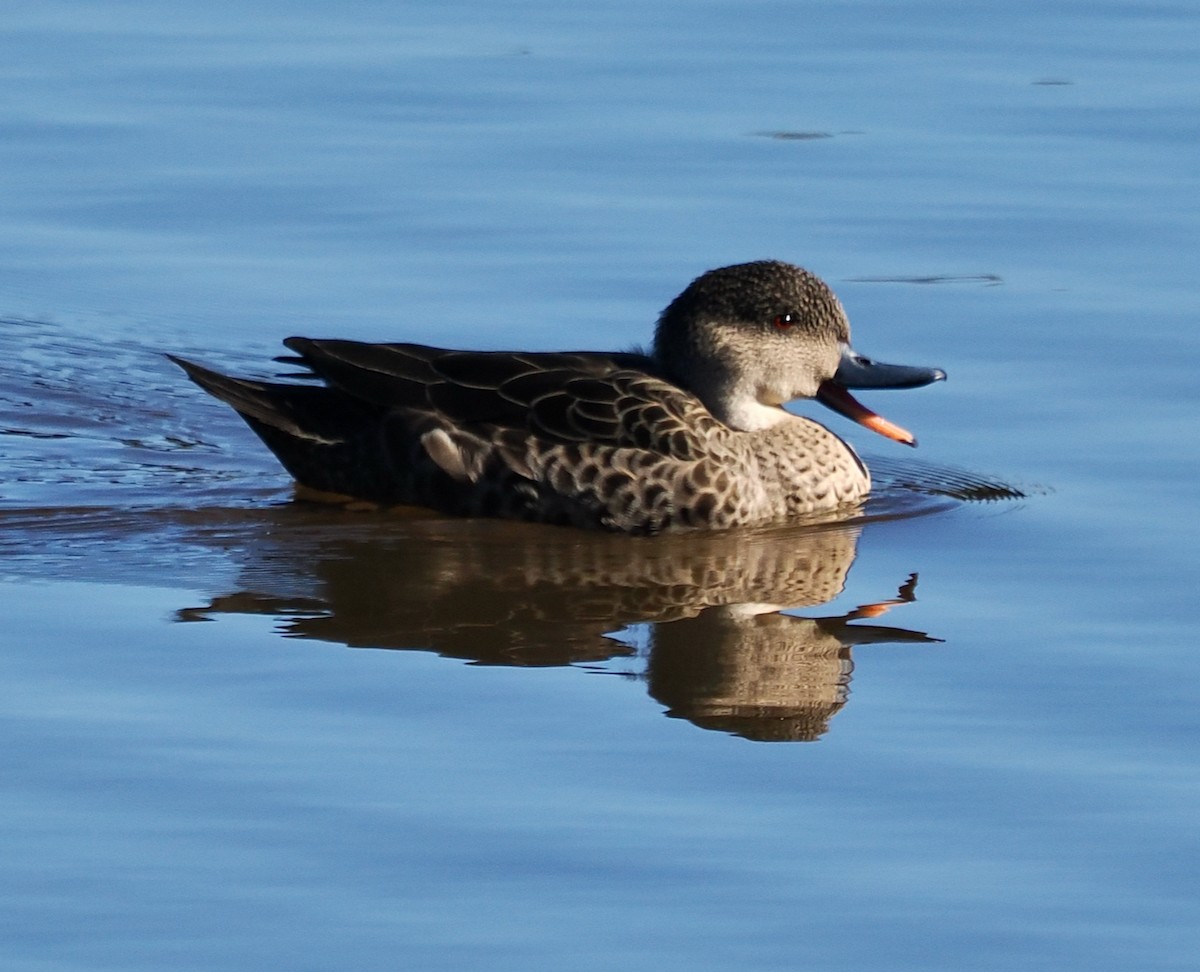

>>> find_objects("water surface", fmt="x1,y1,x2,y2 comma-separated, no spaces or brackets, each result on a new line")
2,2,1199,969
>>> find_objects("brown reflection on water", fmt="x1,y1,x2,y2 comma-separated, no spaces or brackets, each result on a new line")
647,574,935,741
171,508,940,741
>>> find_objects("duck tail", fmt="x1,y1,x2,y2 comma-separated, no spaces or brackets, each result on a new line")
167,354,349,444
168,353,399,501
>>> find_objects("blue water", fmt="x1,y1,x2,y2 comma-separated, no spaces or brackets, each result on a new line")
3,1,1199,969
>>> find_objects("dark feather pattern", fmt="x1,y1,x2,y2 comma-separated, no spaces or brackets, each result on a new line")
283,339,710,455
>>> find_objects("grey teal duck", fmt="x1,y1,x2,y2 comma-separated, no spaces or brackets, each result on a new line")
171,260,945,532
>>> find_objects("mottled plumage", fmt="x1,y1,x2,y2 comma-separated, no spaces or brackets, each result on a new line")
171,261,944,532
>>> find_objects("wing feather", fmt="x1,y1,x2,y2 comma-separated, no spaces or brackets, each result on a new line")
282,338,720,456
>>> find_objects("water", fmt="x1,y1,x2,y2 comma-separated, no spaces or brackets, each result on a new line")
3,1,1199,969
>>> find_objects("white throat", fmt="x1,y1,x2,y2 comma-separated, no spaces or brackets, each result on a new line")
718,398,793,432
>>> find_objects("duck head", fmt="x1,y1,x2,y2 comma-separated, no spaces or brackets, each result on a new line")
652,260,945,443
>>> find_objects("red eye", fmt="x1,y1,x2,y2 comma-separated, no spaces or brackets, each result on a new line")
773,313,794,330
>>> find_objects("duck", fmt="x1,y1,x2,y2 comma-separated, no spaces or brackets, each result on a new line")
170,260,945,533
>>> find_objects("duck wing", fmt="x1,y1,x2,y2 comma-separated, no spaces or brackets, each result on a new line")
281,338,717,460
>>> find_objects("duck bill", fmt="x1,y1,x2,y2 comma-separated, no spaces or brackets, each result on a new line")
833,345,946,389
816,380,918,447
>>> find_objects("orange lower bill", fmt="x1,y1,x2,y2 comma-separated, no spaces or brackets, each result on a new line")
815,380,917,447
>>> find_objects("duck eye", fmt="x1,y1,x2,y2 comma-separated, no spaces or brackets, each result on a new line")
772,313,794,330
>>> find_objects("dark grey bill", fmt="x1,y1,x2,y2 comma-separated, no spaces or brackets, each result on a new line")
834,345,947,390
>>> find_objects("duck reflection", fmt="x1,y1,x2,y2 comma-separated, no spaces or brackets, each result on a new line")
646,574,935,740
179,508,940,741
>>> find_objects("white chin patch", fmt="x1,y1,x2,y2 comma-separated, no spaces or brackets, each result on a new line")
723,399,792,432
